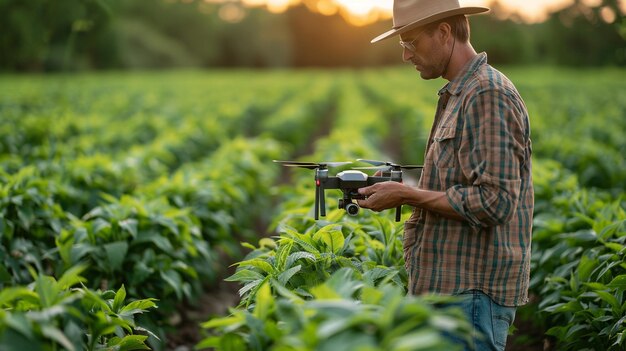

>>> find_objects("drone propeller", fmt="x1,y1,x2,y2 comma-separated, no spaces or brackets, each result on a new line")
356,159,423,170
273,160,353,169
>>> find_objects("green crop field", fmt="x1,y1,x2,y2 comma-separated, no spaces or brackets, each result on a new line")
1,67,625,351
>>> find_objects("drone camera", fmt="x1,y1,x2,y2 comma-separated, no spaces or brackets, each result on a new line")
338,199,360,216
345,202,360,216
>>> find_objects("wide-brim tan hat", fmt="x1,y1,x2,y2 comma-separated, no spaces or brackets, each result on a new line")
371,0,489,43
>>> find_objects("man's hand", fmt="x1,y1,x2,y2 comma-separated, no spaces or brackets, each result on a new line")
357,182,467,222
356,181,409,212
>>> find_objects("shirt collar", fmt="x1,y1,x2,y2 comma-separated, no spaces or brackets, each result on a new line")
439,52,488,97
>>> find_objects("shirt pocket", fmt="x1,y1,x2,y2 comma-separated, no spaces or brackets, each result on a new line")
402,219,424,272
432,126,458,169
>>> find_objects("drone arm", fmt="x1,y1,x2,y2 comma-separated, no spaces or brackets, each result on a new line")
319,183,326,217
324,177,340,189
314,181,320,220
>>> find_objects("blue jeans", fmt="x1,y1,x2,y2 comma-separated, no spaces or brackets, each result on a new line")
442,290,517,351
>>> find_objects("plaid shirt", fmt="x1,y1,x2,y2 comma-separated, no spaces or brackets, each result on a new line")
405,53,534,306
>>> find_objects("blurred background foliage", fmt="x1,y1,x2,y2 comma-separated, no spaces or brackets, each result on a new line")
0,0,624,71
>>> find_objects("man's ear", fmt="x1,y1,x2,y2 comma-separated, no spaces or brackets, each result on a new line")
438,22,453,43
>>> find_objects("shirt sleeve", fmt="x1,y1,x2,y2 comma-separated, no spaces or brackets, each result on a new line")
446,88,528,227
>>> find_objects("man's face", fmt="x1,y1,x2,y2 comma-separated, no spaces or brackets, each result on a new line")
400,26,447,80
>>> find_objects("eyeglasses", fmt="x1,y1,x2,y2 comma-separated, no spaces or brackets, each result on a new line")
399,29,427,53
399,38,418,52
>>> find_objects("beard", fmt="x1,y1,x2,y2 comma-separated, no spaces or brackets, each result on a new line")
411,42,449,80
415,60,447,80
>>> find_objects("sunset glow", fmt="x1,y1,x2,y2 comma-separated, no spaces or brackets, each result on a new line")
217,0,626,25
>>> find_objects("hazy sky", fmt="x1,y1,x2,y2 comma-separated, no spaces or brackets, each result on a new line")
332,0,611,22
226,0,623,25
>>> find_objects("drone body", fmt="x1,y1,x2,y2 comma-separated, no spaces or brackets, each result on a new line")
274,160,422,222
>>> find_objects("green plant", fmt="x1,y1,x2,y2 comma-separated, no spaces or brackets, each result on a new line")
537,214,626,350
529,160,626,350
229,219,406,307
0,265,157,351
199,269,469,351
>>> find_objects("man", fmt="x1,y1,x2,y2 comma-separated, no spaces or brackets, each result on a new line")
357,0,534,350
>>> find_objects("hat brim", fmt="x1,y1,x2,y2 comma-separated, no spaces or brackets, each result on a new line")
371,7,489,43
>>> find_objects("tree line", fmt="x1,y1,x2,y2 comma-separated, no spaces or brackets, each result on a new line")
0,0,624,71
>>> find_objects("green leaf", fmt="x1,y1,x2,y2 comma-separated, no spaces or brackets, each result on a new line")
57,264,87,290
35,276,59,309
235,258,275,275
55,231,75,267
259,238,277,250
275,239,293,271
240,242,257,250
154,215,179,235
41,325,76,351
3,313,34,339
285,251,316,268
218,333,247,351
17,206,35,230
595,260,623,281
583,282,608,291
238,280,263,298
160,270,183,300
314,224,345,254
225,269,265,283
577,255,599,282
391,330,443,350
543,300,583,314
277,265,301,286
109,335,150,351
118,219,138,238
310,284,341,300
103,241,129,271
200,314,245,329
196,336,221,349
92,218,111,234
611,316,626,335
139,232,174,252
0,287,39,307
593,290,621,311
243,276,270,307
564,323,590,340
113,284,127,313
280,225,319,255
363,267,393,285
317,317,352,339
119,299,158,318
90,310,123,339
545,325,567,339
360,286,384,305
604,242,624,253
254,280,273,320
270,278,304,303
80,288,112,314
608,275,626,290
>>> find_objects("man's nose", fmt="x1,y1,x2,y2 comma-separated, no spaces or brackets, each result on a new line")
402,48,414,62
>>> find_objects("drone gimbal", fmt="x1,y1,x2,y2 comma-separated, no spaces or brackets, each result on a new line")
274,159,423,222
